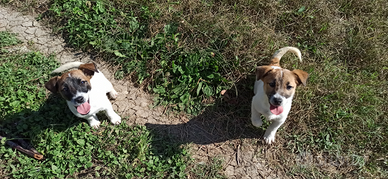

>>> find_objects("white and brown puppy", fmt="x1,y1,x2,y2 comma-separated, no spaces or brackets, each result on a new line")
251,47,308,144
45,62,121,129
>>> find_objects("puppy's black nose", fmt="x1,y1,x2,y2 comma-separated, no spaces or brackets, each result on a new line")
273,98,282,105
75,96,84,103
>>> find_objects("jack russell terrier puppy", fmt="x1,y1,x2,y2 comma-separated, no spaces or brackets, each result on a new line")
251,47,308,144
45,62,121,129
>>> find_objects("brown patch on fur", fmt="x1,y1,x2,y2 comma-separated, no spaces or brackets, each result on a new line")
255,66,273,80
45,63,98,100
280,69,299,98
261,68,295,98
68,70,93,84
260,68,281,97
292,69,309,86
45,63,98,94
45,70,94,101
45,70,93,94
45,76,60,93
256,67,306,99
79,63,98,77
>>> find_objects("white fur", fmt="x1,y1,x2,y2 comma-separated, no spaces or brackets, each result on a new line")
272,47,302,62
251,80,294,144
66,70,121,129
52,62,85,74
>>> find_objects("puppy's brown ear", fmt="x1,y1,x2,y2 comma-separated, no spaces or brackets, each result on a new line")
255,66,273,80
45,76,60,93
79,63,99,76
292,69,309,86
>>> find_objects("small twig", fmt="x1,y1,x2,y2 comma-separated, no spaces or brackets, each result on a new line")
0,136,44,160
189,78,212,94
236,144,241,166
196,78,211,85
162,105,169,115
197,145,204,151
16,137,40,154
29,76,44,82
258,170,266,178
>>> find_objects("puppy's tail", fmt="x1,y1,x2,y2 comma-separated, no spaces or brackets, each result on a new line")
270,47,302,66
52,62,85,74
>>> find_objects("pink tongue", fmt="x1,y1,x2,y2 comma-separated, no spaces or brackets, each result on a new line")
270,105,283,115
77,101,91,115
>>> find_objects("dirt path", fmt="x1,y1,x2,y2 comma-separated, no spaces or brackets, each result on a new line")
0,6,285,179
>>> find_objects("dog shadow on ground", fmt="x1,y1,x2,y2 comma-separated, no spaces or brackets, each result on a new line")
145,76,265,147
0,94,82,153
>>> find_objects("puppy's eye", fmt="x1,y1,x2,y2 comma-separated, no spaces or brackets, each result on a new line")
287,85,293,90
63,87,68,91
269,82,276,87
81,81,87,84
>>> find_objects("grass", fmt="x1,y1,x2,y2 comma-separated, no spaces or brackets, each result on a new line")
1,0,388,178
190,157,226,179
0,31,190,178
0,31,21,48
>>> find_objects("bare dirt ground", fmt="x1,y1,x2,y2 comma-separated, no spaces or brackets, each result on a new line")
0,6,288,178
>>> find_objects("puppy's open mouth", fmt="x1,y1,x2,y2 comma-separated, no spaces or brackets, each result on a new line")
75,100,91,115
270,104,283,115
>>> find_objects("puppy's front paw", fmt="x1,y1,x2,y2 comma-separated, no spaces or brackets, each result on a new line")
264,133,276,144
90,120,101,129
109,89,118,99
110,114,122,125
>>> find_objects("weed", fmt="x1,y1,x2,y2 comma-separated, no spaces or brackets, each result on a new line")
152,48,227,114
